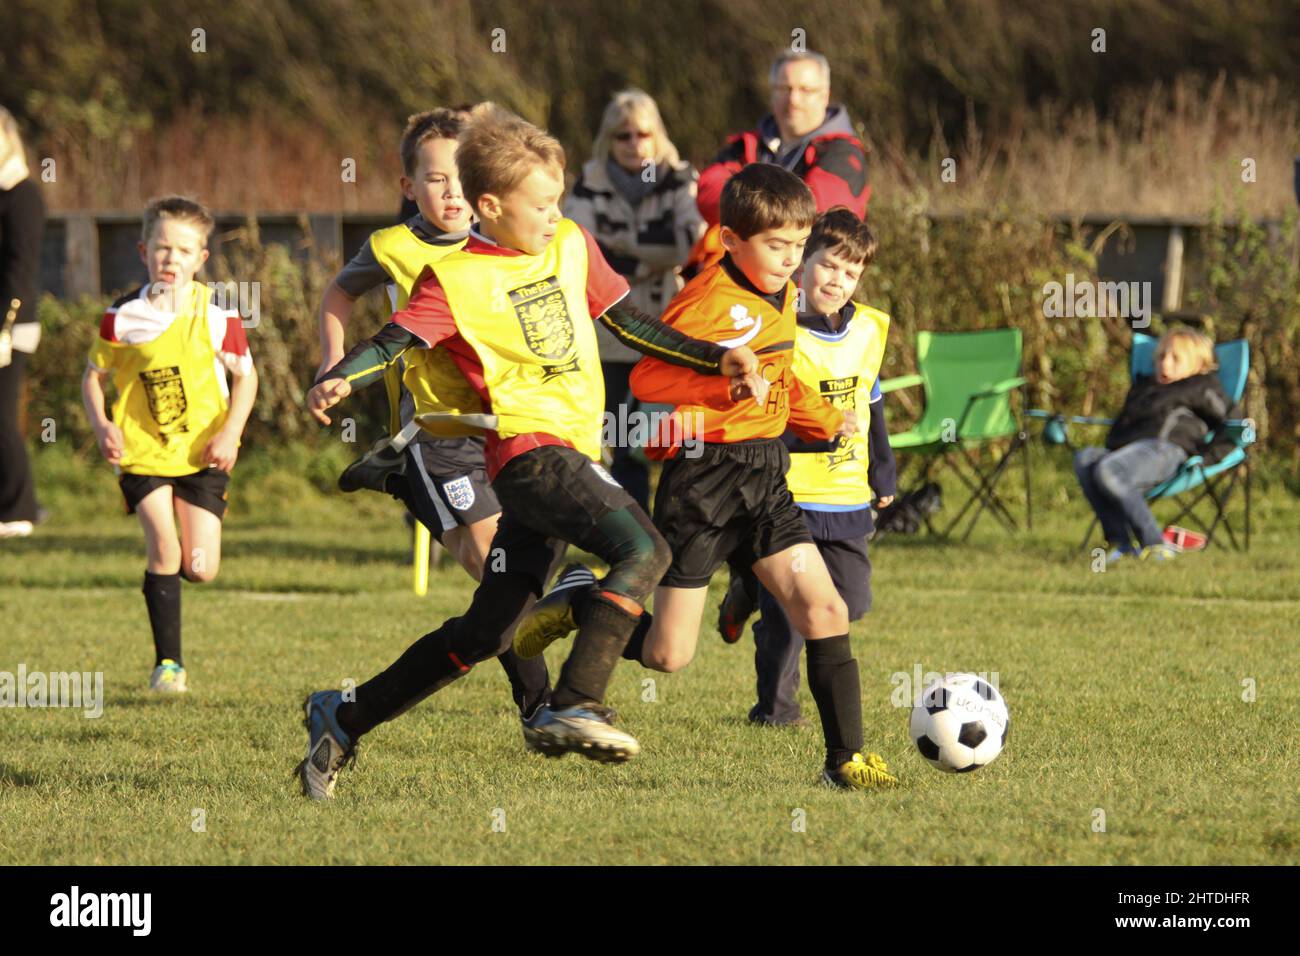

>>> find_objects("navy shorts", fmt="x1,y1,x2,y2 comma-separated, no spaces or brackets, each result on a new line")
401,437,500,542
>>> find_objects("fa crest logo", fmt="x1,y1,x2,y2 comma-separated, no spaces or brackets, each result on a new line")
510,276,574,360
139,366,189,439
442,476,476,511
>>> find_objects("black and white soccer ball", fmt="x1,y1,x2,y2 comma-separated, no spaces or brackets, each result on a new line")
909,674,1009,773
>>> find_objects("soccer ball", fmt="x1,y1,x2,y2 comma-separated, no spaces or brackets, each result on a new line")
909,674,1009,773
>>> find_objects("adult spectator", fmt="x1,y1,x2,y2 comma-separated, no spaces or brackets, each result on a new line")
696,50,871,227
566,88,704,511
0,106,46,538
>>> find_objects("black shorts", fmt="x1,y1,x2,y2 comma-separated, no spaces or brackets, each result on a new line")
119,469,230,519
654,438,813,588
489,445,640,594
401,437,500,542
815,533,873,620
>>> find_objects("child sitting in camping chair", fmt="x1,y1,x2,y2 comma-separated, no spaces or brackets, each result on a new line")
1073,327,1237,564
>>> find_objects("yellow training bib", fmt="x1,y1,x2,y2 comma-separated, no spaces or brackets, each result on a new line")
89,285,229,477
785,302,890,506
368,221,477,434
423,219,605,457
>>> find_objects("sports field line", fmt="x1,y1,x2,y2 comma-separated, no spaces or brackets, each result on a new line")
4,584,1299,611
888,584,1300,610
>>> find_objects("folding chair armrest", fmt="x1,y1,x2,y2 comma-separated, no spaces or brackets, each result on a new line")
879,373,923,394
955,377,1027,435
968,376,1027,401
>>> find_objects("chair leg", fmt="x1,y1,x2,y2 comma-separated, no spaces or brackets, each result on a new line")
947,442,1021,541
1204,471,1242,551
1022,429,1033,532
1080,515,1099,552
965,439,1025,539
941,452,996,538
1245,458,1252,551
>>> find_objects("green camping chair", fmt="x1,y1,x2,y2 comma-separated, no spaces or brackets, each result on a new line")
1030,333,1254,550
881,328,1031,541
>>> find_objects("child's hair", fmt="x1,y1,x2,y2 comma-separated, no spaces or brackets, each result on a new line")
719,163,816,239
455,103,565,208
399,108,466,177
0,106,31,182
1156,326,1217,374
805,207,877,266
141,196,215,245
591,88,682,167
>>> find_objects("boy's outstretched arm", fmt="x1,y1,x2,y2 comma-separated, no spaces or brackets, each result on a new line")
604,302,759,409
317,279,360,381
307,322,416,425
598,302,754,377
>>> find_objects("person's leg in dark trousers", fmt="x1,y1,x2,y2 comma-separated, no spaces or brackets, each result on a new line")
337,447,668,738
601,361,650,513
750,583,806,724
1090,438,1188,548
0,352,38,523
1073,446,1133,548
338,523,564,737
490,448,668,711
751,536,872,725
386,469,551,719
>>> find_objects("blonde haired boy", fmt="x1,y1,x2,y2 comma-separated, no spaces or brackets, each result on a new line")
296,104,756,799
82,196,258,692
1074,326,1234,563
314,107,552,726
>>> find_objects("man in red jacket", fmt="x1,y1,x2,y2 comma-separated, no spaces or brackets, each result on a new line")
696,51,871,227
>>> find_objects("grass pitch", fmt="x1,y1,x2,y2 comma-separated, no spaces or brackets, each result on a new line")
1,445,1297,865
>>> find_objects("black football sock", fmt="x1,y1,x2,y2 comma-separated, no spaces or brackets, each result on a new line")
551,594,640,710
338,620,471,739
496,647,551,718
805,635,864,769
142,571,182,666
339,568,544,738
619,611,653,664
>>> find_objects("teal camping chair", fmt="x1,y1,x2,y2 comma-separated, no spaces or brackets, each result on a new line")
881,328,1031,541
1030,333,1253,550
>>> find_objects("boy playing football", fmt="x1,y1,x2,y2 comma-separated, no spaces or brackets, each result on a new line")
296,104,757,799
81,197,258,692
737,207,896,726
516,166,898,790
315,108,551,724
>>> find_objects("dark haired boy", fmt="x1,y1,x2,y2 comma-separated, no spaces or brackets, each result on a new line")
516,166,898,789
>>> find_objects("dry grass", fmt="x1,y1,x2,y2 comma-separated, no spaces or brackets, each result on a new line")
872,75,1300,219
31,77,1300,219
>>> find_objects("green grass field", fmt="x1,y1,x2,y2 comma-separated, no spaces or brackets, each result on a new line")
2,445,1297,865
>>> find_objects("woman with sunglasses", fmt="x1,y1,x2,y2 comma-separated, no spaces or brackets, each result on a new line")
565,88,704,512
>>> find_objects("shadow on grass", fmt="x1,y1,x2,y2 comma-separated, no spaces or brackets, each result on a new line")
0,763,44,788
2,532,407,568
